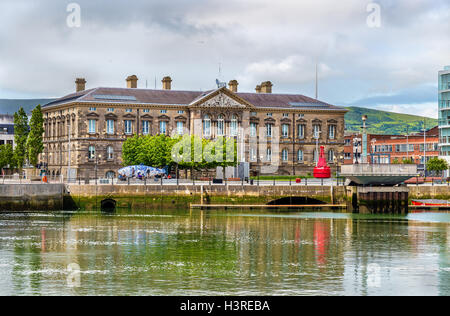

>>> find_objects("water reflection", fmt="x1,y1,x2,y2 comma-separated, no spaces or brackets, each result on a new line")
0,210,448,296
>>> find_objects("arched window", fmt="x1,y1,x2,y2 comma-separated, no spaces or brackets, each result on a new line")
107,146,114,160
282,149,288,162
230,114,238,136
106,171,115,179
88,146,96,160
217,114,225,136
297,150,304,163
203,115,211,137
328,149,335,162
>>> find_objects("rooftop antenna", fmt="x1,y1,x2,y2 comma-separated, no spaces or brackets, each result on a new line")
315,62,318,100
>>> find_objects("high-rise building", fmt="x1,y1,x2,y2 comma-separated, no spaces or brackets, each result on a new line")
438,66,450,167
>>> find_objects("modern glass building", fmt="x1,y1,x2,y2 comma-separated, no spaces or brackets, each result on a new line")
438,66,450,166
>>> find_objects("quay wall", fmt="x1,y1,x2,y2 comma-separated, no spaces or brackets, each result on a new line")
66,184,348,210
0,184,64,211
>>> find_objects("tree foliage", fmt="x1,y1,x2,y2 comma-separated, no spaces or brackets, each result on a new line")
0,144,14,170
123,134,238,172
13,107,29,169
27,104,44,166
426,157,449,173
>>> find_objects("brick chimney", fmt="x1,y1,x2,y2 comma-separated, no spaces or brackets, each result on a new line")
255,85,262,93
261,81,273,93
228,80,238,93
126,75,138,88
162,76,172,90
75,78,86,92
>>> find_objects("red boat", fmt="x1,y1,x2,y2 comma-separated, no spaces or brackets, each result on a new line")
411,199,450,207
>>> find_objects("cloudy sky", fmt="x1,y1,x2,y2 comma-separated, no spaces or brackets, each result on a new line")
0,0,448,117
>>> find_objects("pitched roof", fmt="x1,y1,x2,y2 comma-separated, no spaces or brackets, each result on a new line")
43,87,346,111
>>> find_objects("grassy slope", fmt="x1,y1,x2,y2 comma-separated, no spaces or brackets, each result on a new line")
345,106,438,135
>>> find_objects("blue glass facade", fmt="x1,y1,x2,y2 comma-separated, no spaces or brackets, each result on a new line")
438,66,450,157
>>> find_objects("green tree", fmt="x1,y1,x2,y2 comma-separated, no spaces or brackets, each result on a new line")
392,158,400,164
0,144,14,170
402,158,414,164
426,157,449,176
26,105,44,166
13,107,29,169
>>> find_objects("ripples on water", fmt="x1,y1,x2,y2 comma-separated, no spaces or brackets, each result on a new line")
0,209,448,296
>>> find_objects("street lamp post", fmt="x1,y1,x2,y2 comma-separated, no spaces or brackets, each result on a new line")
361,115,368,164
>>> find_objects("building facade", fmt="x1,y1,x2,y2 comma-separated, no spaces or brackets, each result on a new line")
438,66,450,164
344,127,439,174
41,76,347,179
0,114,14,148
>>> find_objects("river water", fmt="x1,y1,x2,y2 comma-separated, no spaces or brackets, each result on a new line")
0,209,449,296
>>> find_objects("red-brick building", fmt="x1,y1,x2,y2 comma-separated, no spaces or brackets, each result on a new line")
344,127,439,173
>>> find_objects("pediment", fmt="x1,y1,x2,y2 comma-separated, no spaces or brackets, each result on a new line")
105,113,118,119
190,87,254,109
158,115,171,121
141,114,153,120
327,119,338,124
87,112,99,118
175,115,187,122
123,113,136,119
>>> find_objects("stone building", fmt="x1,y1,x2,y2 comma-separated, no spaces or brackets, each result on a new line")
0,114,14,148
41,76,347,179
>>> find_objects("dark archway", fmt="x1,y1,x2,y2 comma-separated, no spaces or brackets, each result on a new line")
268,196,326,206
101,199,116,213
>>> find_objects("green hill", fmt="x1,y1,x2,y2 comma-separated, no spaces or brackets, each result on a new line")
0,99,55,115
345,107,437,135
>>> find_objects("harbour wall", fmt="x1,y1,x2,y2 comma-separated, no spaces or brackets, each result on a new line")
0,184,64,211
1,183,450,212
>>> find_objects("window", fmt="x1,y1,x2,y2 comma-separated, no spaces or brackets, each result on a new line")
345,139,351,146
88,146,95,159
250,147,257,162
298,114,304,118
266,113,273,117
282,124,289,138
106,120,114,135
250,112,257,116
143,109,150,113
313,125,321,139
88,120,96,134
177,122,184,135
250,123,257,137
266,124,273,137
328,150,335,162
89,107,97,111
344,153,352,159
125,109,132,113
282,149,288,162
217,115,225,136
124,120,132,134
159,121,167,134
142,121,150,135
313,149,318,163
266,148,272,161
177,110,184,114
283,113,289,117
203,115,211,137
297,150,304,162
328,125,336,139
230,114,238,136
298,124,305,139
107,146,114,160
160,110,167,114
107,108,114,112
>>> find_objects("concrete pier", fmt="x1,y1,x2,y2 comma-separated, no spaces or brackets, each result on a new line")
0,184,65,211
347,186,409,214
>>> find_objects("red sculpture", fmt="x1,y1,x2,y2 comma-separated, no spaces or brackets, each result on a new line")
313,146,331,179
